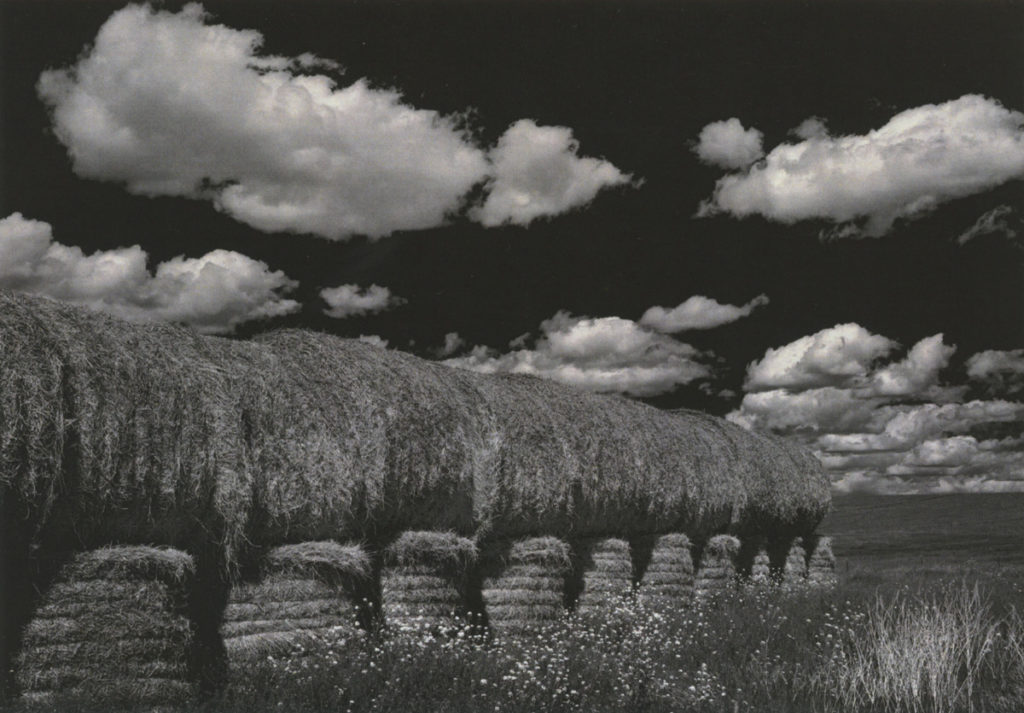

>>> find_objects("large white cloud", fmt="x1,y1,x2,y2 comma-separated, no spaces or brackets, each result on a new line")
472,120,633,227
0,213,298,333
744,323,897,392
694,118,764,170
443,311,710,397
698,95,1024,236
37,5,630,240
639,294,768,333
320,284,403,319
730,323,1024,493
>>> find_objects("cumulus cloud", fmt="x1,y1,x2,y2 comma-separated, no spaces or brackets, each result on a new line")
357,335,389,348
472,120,633,227
0,213,298,333
698,95,1024,236
320,284,403,319
37,5,630,240
694,118,764,170
966,348,1024,397
744,323,897,392
432,332,466,358
640,294,768,333
729,323,1024,493
791,117,828,141
444,311,710,397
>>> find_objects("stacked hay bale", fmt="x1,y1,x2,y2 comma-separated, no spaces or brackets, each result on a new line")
637,534,694,609
807,537,837,586
16,546,195,706
694,535,739,600
222,542,368,662
381,531,477,631
783,537,809,584
574,538,633,615
481,537,571,635
750,547,772,584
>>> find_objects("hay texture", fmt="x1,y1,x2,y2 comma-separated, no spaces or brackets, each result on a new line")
575,538,633,614
784,538,809,583
15,546,195,706
807,537,837,586
694,535,739,600
637,534,694,609
481,537,571,635
1,290,830,559
381,531,476,630
222,542,368,662
750,547,772,584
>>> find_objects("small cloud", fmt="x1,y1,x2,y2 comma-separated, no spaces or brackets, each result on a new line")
694,118,764,170
966,348,1024,398
957,205,1019,245
319,284,403,319
357,334,389,348
791,117,829,140
444,310,711,398
639,294,768,333
471,120,634,227
860,334,955,398
0,213,298,333
432,331,466,358
698,95,1024,236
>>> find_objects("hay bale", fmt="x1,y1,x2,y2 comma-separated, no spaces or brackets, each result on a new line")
575,538,632,614
784,538,809,583
807,536,837,586
694,535,739,600
222,542,369,662
15,546,195,706
637,534,694,609
381,531,477,630
750,547,772,584
481,537,571,635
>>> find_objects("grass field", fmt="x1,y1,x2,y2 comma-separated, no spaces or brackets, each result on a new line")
8,494,1024,713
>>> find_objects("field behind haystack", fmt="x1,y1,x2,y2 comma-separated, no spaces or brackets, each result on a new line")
7,494,1023,713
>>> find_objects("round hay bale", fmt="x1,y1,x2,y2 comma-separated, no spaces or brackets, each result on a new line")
381,531,477,631
222,542,369,663
637,533,694,609
15,546,195,707
750,547,772,584
694,535,739,600
575,538,632,614
481,537,571,635
807,536,837,586
784,537,809,583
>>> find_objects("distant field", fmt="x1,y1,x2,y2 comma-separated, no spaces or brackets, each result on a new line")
821,493,1024,591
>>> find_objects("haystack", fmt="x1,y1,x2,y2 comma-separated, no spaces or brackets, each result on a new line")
694,535,739,600
783,538,809,583
221,542,369,662
637,533,694,609
381,531,477,630
750,547,772,584
15,546,195,706
481,537,571,634
574,538,633,614
807,537,837,586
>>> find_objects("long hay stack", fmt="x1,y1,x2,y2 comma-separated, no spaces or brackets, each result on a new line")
381,531,477,630
15,546,195,706
221,542,369,662
784,538,809,583
637,533,694,609
694,535,739,600
807,537,837,586
481,537,571,634
574,538,633,614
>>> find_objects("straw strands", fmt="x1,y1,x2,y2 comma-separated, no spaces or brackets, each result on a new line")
222,542,369,662
694,535,740,600
807,537,837,586
784,538,809,583
15,546,195,706
0,290,829,561
381,531,477,629
637,534,694,609
482,537,571,634
574,538,633,614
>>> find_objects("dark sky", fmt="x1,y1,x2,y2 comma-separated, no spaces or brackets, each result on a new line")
2,0,1023,492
